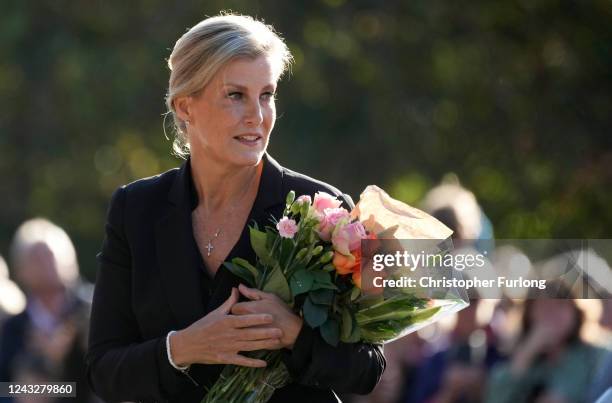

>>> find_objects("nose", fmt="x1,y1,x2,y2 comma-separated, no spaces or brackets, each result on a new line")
244,99,264,127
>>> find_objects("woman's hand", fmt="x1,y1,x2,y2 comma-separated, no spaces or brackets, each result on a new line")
169,287,284,368
231,284,304,350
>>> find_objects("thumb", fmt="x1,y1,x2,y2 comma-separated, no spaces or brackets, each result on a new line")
217,287,239,314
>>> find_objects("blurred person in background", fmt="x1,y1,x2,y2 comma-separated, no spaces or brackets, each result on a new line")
404,179,504,403
349,179,503,403
404,297,504,403
589,298,612,402
0,255,26,325
0,218,96,403
420,175,494,254
485,288,601,403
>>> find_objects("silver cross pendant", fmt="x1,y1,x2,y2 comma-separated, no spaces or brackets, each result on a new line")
205,241,214,256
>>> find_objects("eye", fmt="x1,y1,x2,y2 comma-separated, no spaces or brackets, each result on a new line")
261,92,276,101
227,92,243,100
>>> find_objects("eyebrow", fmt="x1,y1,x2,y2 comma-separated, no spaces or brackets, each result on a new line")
223,83,276,91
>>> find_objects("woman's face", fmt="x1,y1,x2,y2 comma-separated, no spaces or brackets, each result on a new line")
18,243,65,296
530,299,577,338
183,55,277,168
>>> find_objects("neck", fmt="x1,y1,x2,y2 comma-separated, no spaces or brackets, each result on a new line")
190,154,263,211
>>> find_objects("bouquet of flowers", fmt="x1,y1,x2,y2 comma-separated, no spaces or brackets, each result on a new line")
202,185,469,403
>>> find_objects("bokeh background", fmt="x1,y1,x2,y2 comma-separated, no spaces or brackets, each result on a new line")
1,0,611,279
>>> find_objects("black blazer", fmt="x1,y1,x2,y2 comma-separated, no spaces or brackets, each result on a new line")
86,153,385,403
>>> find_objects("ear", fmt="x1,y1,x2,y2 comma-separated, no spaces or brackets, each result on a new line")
173,95,192,123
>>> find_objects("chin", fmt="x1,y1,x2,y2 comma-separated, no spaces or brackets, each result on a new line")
229,148,266,167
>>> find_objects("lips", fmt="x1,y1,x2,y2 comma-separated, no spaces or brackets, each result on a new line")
234,134,261,141
233,134,262,145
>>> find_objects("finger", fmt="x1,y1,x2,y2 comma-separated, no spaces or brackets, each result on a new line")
231,301,260,315
225,354,267,368
217,287,239,315
237,327,283,341
238,284,268,301
235,338,283,351
228,313,273,328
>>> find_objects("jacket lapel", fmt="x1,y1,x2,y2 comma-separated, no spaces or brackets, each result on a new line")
156,160,206,328
250,152,286,223
155,153,287,327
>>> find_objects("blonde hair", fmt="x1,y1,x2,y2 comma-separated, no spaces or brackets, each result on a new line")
420,176,483,240
0,254,26,315
10,218,79,288
165,13,293,157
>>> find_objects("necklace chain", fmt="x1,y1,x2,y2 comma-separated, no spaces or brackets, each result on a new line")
198,171,258,257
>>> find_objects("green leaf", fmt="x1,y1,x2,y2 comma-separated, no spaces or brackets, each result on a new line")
223,262,255,287
313,271,331,284
310,288,334,306
357,305,441,327
262,264,292,303
232,257,260,281
300,201,310,219
357,294,425,318
265,227,277,250
290,202,300,215
338,309,362,343
295,247,308,261
286,190,296,205
310,271,339,291
303,296,328,327
350,286,362,301
409,305,441,322
322,263,336,272
358,294,385,309
311,282,339,291
308,227,317,243
290,270,314,296
320,319,340,347
345,320,362,343
319,251,334,263
340,308,354,341
250,227,275,266
279,238,295,266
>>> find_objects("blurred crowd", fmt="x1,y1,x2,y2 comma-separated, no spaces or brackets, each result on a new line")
0,180,610,403
0,219,100,403
345,177,612,403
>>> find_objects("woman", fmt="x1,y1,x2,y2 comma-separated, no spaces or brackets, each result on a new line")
485,294,601,403
86,14,385,403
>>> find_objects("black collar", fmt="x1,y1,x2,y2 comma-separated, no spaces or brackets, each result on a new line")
167,152,285,217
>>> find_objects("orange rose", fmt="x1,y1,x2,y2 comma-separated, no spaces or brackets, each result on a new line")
333,248,364,290
333,251,356,275
351,248,362,272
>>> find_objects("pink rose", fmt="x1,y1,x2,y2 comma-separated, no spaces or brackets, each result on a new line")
276,217,298,239
317,207,350,241
331,221,366,255
296,195,312,205
312,192,342,214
